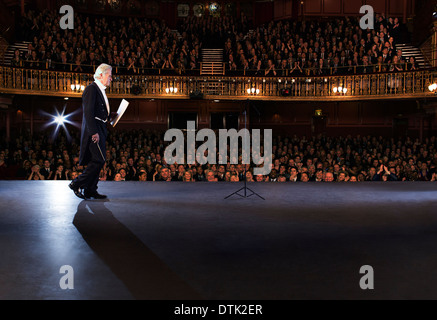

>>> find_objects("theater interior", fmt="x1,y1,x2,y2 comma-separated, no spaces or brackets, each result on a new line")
0,0,437,303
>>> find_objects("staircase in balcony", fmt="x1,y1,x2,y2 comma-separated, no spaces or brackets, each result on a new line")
201,48,224,76
2,40,31,65
396,43,430,68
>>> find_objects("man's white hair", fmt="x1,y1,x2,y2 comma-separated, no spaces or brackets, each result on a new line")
94,63,112,80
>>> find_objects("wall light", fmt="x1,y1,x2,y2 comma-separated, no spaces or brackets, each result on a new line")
71,83,85,92
165,86,179,94
247,87,260,95
333,86,348,95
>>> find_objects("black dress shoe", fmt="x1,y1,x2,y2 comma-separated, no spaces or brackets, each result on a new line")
69,182,85,199
84,192,107,200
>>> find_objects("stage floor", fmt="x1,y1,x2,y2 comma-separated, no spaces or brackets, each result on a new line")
0,180,437,300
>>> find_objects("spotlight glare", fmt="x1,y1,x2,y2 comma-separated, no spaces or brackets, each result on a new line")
41,106,80,142
55,115,65,124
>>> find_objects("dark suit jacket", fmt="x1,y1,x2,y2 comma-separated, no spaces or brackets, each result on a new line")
39,167,53,180
79,82,109,166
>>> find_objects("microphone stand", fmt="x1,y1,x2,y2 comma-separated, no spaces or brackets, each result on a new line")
224,99,265,200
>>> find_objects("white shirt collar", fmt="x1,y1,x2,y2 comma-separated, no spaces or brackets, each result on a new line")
95,79,106,91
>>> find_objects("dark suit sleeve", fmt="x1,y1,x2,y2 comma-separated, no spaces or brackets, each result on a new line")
82,85,98,135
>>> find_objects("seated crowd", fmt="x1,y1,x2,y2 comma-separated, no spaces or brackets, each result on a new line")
9,9,419,76
1,128,436,182
227,15,419,76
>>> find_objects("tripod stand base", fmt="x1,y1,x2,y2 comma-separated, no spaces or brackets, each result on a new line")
224,186,265,200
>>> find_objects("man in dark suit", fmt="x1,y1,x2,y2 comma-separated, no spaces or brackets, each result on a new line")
69,63,116,199
40,159,54,180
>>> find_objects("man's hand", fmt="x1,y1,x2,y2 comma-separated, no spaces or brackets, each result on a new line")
377,164,384,174
92,133,99,144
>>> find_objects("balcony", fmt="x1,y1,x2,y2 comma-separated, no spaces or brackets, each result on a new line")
0,65,436,101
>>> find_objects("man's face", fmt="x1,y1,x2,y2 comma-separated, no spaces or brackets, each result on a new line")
207,172,215,181
161,168,170,179
100,70,112,87
325,173,334,182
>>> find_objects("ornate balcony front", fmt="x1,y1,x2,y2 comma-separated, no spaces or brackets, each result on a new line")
0,66,436,101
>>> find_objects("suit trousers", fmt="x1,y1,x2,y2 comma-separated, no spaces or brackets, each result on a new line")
74,140,105,194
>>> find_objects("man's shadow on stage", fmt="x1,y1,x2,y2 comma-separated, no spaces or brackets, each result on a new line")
73,200,201,300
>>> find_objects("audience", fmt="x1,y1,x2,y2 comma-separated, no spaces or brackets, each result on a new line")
11,9,418,76
1,128,436,182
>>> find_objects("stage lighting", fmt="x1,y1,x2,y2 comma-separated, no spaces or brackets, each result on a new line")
280,88,291,96
189,90,204,99
54,114,66,124
40,106,80,141
131,84,141,95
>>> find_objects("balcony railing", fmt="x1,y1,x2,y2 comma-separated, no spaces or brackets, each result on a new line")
0,65,436,101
